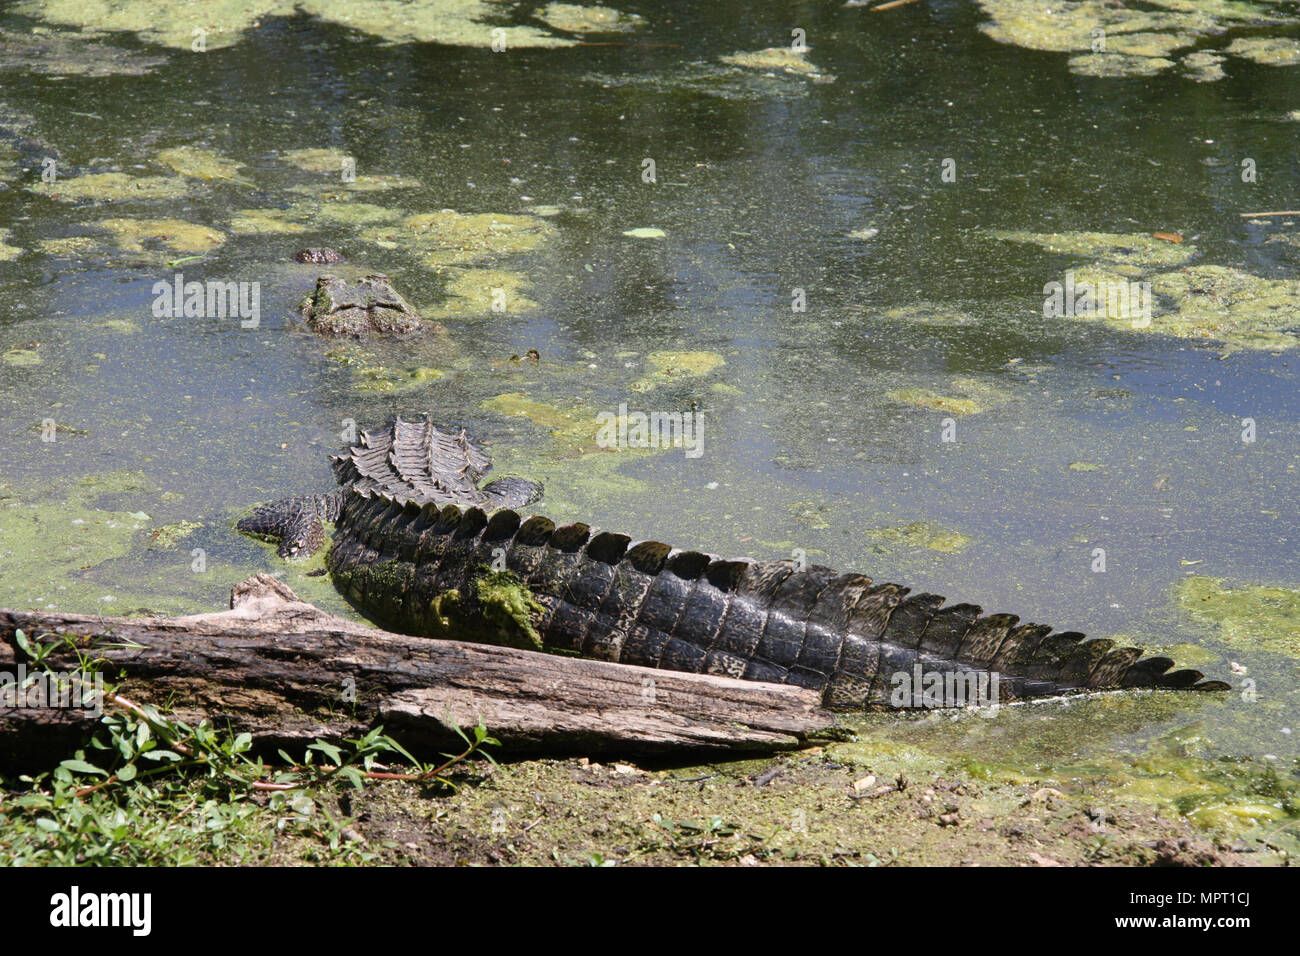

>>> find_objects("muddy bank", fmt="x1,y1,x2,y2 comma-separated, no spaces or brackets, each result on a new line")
276,748,1272,866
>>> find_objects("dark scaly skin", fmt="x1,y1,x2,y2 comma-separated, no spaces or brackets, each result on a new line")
237,492,342,559
237,417,539,559
292,248,345,264
238,418,1231,708
299,273,423,338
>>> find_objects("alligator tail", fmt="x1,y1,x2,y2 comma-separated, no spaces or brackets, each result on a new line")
326,491,1230,709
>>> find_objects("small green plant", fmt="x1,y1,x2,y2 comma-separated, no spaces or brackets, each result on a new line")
629,813,775,862
1,628,499,865
1083,833,1115,862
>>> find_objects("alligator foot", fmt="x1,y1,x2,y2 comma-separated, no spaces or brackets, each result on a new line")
236,493,340,559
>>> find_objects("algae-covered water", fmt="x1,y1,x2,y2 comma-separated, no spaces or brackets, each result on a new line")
1,0,1299,851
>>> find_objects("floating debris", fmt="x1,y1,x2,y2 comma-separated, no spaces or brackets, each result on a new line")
887,388,981,416
630,349,726,391
287,175,421,194
535,3,645,33
721,46,836,83
0,472,156,613
96,218,226,254
1132,641,1221,670
352,365,446,394
282,147,354,173
887,378,1010,416
228,208,312,234
1150,265,1300,353
1104,31,1195,59
993,228,1300,349
325,342,450,393
363,209,557,267
0,227,21,261
1067,53,1175,78
36,235,103,256
1177,576,1300,658
482,392,607,456
863,521,972,554
146,519,203,549
0,27,168,76
27,171,193,204
975,0,1296,80
432,268,539,315
1182,51,1227,82
293,247,345,263
991,230,1198,268
1,345,40,366
305,200,401,225
97,319,140,334
157,145,251,185
20,0,580,51
1225,36,1300,66
790,500,831,530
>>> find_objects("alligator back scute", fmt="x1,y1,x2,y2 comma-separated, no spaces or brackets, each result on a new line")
1018,629,1082,682
566,532,628,613
670,563,732,661
847,583,907,646
957,613,1017,669
593,540,675,664
884,592,947,660
587,549,658,661
412,503,460,567
450,506,503,602
505,515,556,580
1121,656,1177,687
484,507,521,543
710,576,768,662
916,602,979,663
992,622,1052,674
807,572,876,634
1088,645,1142,687
1059,634,1115,686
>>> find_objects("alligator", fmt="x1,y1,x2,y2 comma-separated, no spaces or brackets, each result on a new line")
293,248,345,264
237,416,1229,708
299,273,423,338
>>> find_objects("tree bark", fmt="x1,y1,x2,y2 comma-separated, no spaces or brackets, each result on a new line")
0,575,835,766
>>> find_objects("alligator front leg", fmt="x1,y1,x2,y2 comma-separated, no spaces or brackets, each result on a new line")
236,492,342,559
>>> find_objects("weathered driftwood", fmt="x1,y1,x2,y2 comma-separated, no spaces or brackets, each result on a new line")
0,575,835,766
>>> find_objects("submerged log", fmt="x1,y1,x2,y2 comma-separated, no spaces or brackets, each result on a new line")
0,575,835,766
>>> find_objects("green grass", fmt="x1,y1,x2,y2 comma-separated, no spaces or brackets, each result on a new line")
0,629,497,866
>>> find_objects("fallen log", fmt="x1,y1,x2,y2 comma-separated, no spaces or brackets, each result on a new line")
0,575,836,767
